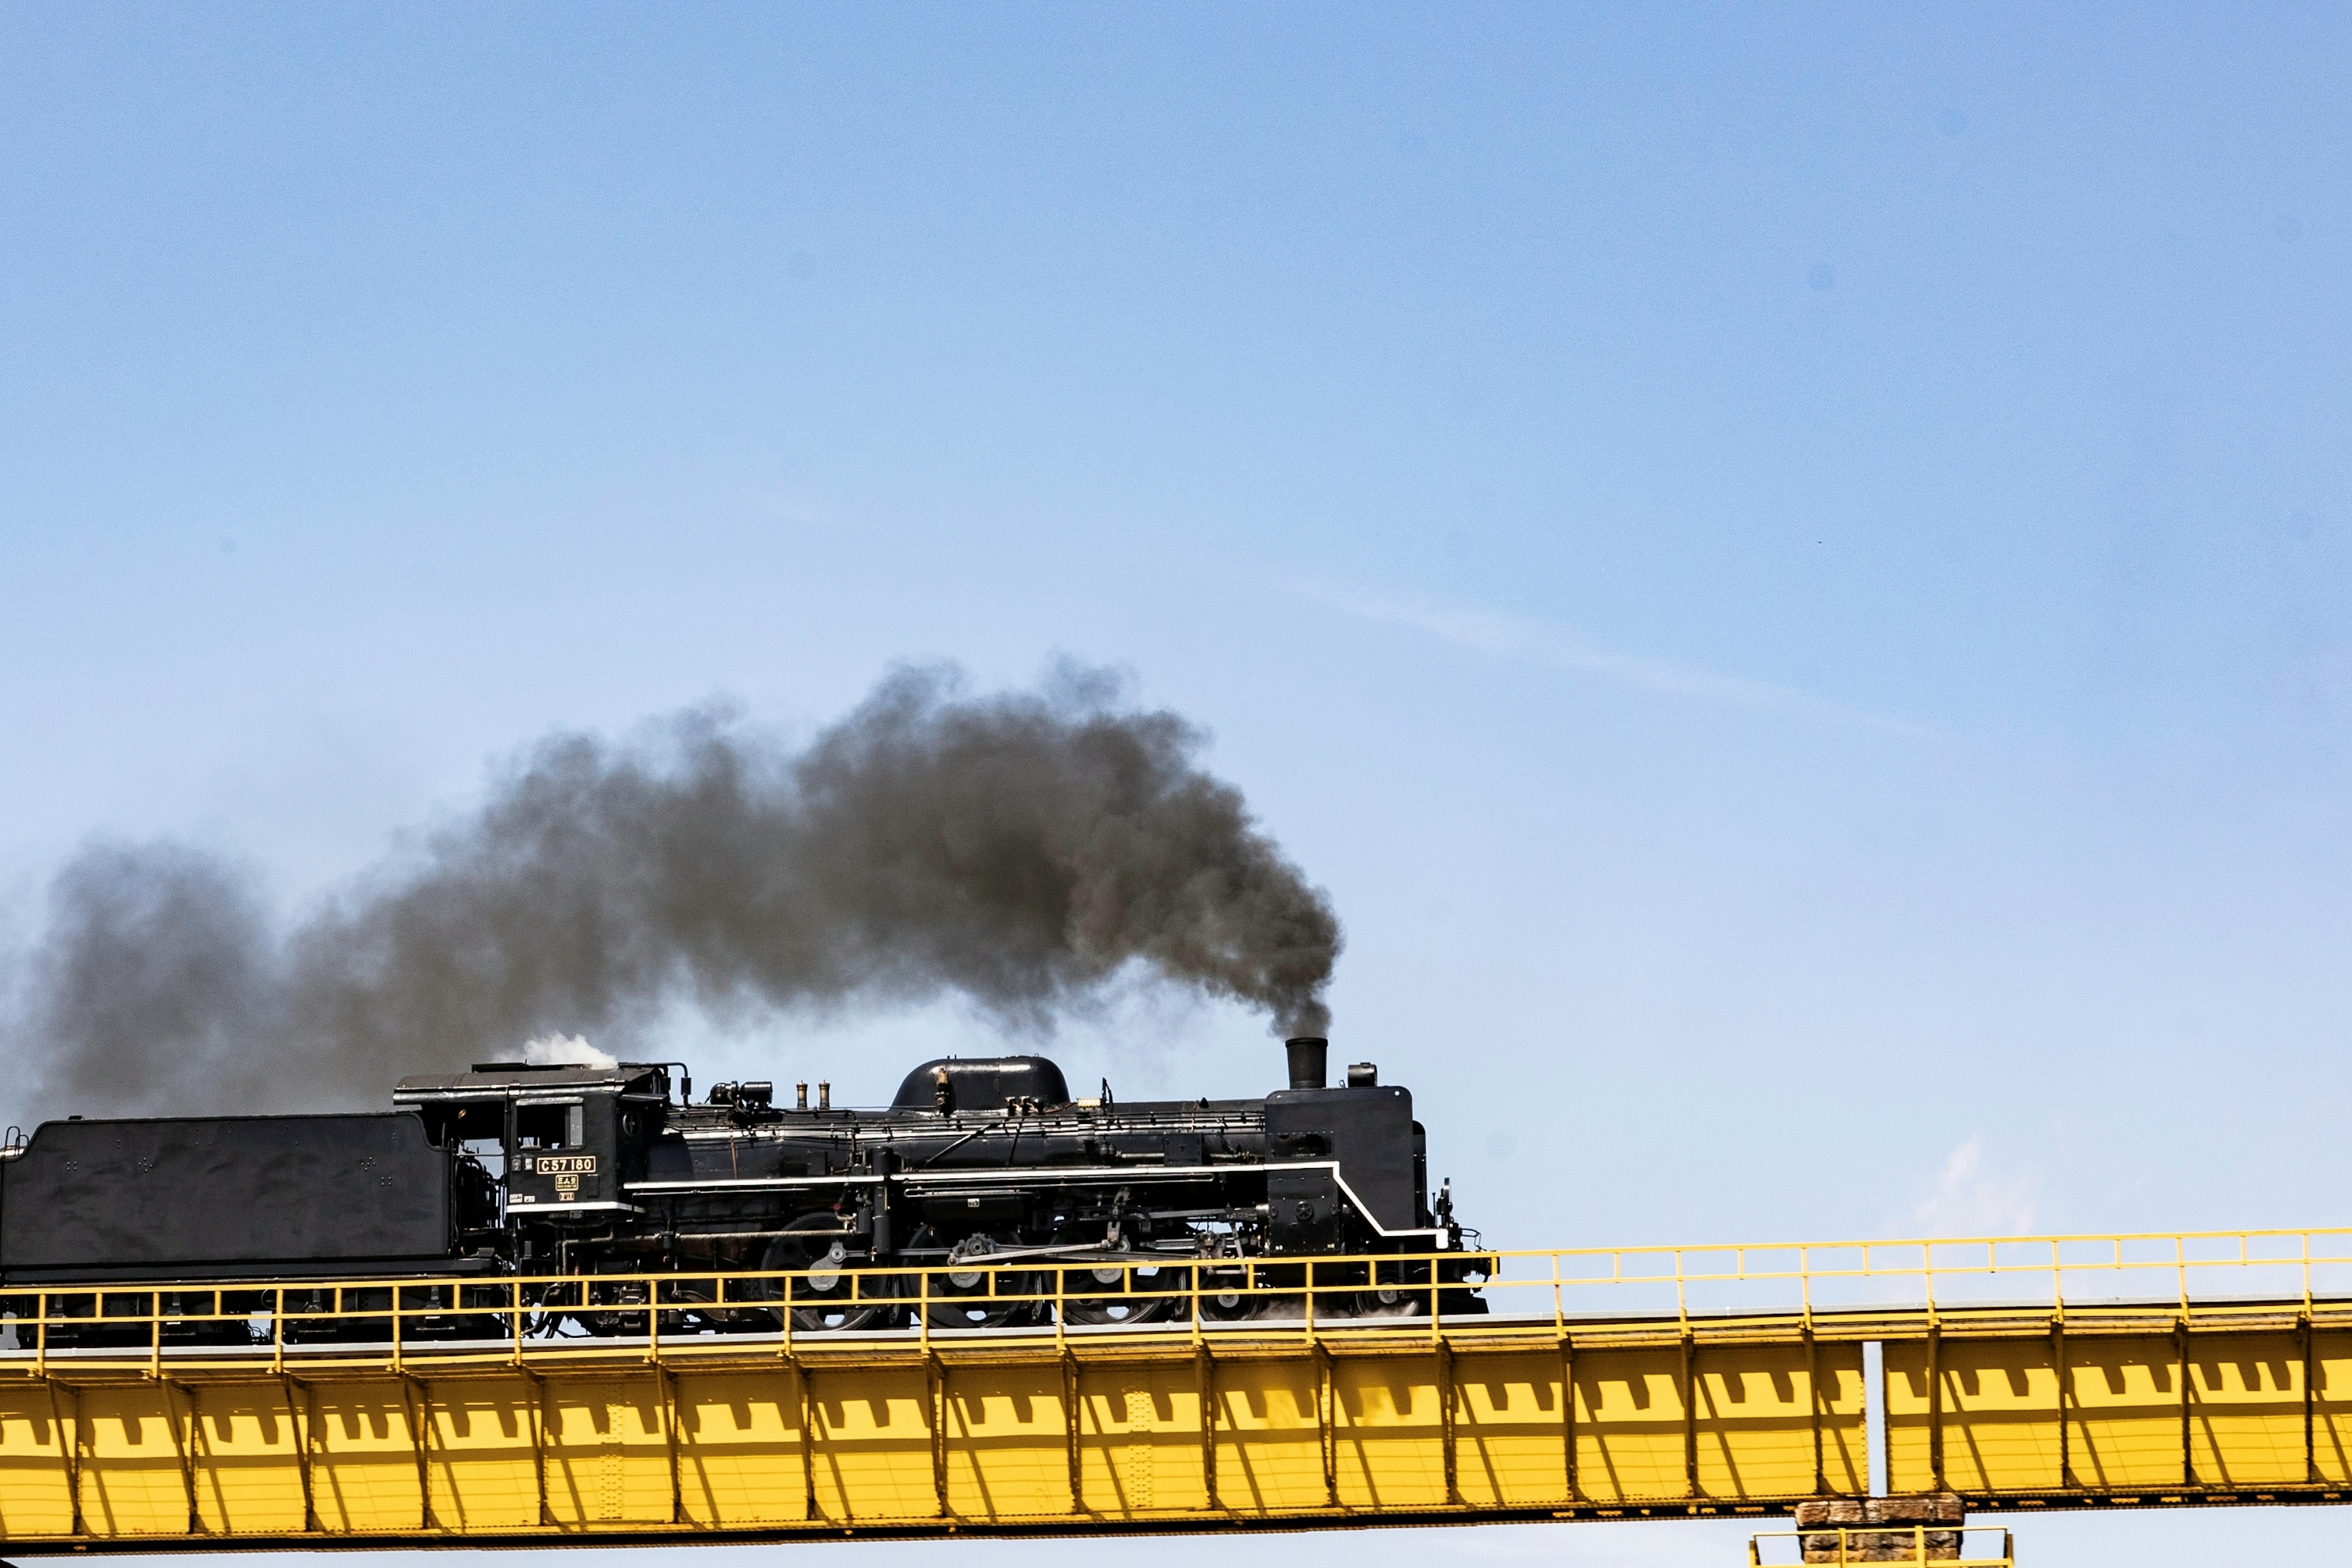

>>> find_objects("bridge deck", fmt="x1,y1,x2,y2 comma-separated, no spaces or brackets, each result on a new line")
4,1227,2350,1550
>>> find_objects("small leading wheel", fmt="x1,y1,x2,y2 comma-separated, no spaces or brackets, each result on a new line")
1350,1286,1430,1319
758,1213,898,1332
1060,1262,1189,1326
1351,1259,1439,1321
1196,1267,1278,1322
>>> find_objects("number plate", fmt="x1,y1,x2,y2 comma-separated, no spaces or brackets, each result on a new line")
533,1155,597,1174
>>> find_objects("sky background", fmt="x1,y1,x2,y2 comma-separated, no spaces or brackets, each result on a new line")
4,4,2351,1562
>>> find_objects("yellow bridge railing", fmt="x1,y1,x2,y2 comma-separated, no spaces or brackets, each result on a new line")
1529,1226,2352,1322
10,1224,2350,1374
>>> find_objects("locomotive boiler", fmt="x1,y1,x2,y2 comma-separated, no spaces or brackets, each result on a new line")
0,1037,1481,1335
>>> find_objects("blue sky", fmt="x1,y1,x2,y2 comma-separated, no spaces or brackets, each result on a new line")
5,6,2351,1563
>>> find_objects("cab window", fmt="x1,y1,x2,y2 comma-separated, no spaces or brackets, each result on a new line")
514,1102,584,1149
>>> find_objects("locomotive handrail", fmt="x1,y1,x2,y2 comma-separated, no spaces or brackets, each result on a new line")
7,1223,2352,1376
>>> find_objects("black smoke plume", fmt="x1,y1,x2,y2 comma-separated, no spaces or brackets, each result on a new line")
3,665,1340,1117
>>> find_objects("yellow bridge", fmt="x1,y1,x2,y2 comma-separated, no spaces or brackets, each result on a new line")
5,1227,2352,1551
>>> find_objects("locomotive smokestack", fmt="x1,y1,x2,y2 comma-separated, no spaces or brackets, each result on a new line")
1284,1036,1329,1090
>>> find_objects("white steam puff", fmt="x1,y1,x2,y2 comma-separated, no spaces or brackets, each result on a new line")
521,1035,618,1070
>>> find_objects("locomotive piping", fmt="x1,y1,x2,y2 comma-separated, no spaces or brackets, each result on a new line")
624,1162,1447,1243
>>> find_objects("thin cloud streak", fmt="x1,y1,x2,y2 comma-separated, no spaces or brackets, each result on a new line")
1912,1135,2037,1238
1323,586,1937,739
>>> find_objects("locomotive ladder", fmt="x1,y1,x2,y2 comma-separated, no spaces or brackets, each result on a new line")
3,1227,2352,1550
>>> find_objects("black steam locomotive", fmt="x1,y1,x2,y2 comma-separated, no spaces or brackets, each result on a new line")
0,1037,1480,1334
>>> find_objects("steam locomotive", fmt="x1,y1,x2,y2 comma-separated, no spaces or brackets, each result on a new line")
0,1037,1481,1335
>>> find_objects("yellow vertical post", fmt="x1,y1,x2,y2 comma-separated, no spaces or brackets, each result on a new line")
792,1354,818,1523
525,1367,551,1527
1927,1322,1944,1492
1314,1340,1336,1507
1063,1348,1083,1513
781,1267,796,1359
1681,1332,1699,1500
284,1374,318,1532
2178,1317,2195,1489
2053,1314,2074,1490
658,1363,684,1526
2305,1311,2321,1485
166,1379,201,1536
1805,1325,1825,1496
927,1351,948,1518
1438,1336,1458,1505
54,1376,86,1536
2302,1224,2320,1487
1561,1332,1580,1505
1195,1343,1218,1511
401,1373,435,1530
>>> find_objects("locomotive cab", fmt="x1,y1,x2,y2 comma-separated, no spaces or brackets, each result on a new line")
394,1061,673,1221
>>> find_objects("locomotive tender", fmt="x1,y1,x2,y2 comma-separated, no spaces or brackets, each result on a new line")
0,1037,1478,1332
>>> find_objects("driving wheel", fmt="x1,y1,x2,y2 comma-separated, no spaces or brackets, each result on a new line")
758,1213,898,1332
